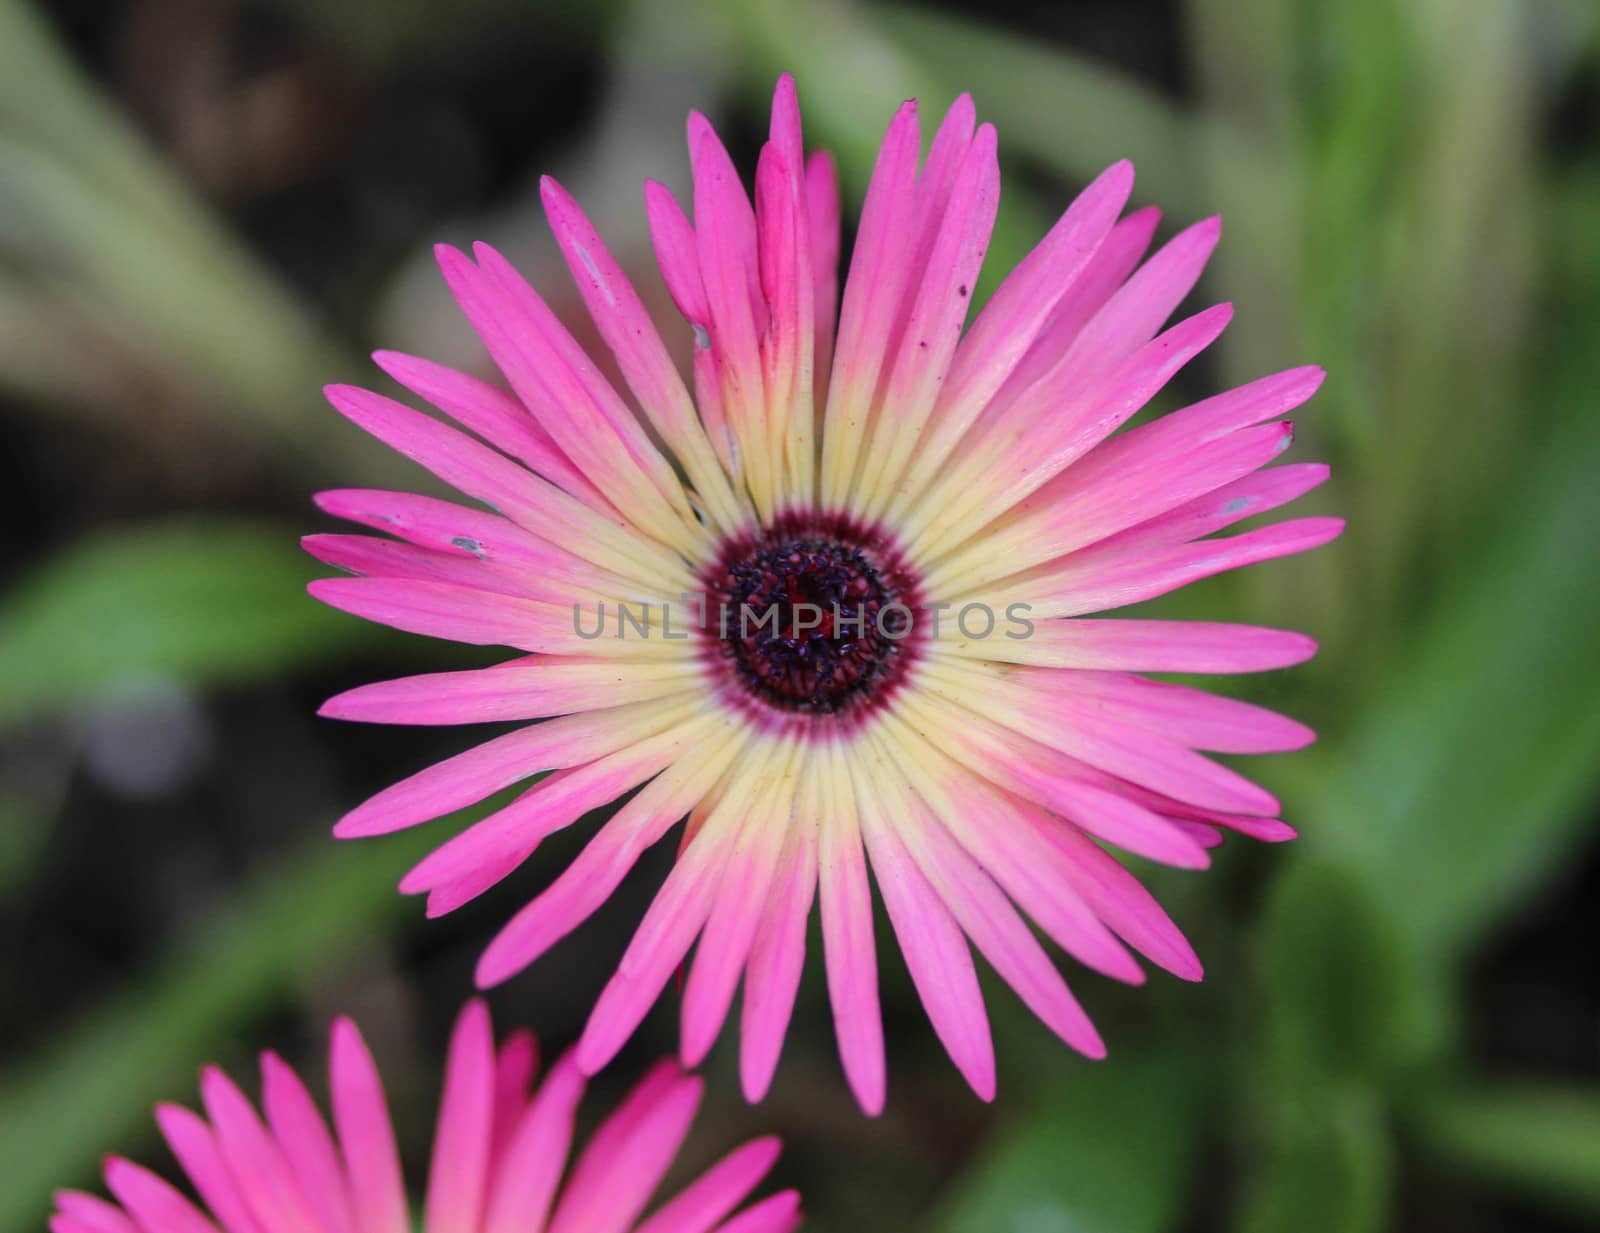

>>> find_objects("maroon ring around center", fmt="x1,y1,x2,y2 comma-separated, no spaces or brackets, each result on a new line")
697,510,926,731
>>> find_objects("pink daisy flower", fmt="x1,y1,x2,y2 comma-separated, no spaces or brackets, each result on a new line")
51,1000,799,1233
307,75,1341,1113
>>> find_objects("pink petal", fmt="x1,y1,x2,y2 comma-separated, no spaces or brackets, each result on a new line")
402,726,701,908
424,999,496,1233
102,1159,218,1233
329,1018,410,1233
646,180,711,327
900,798,1106,1058
309,576,567,653
681,822,786,1067
490,1028,539,1166
200,1065,321,1233
51,1193,141,1233
547,1066,702,1233
1056,214,1221,394
921,161,1134,467
805,150,841,386
706,1190,802,1233
474,731,744,987
1031,517,1347,617
970,619,1316,673
575,827,732,1075
817,781,886,1116
738,818,818,1102
1042,818,1203,980
634,1137,783,1233
319,660,696,727
154,1104,267,1233
1058,671,1316,754
482,1053,586,1233
860,794,996,1100
929,769,1145,982
334,706,670,839
371,350,610,512
261,1050,357,1233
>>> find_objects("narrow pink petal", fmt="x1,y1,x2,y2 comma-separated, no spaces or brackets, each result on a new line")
435,244,692,537
634,1137,783,1233
371,350,610,512
475,729,745,988
1048,778,1212,869
915,302,1234,570
922,161,1134,454
755,136,815,498
401,721,706,905
1108,461,1332,553
309,576,567,653
973,418,1297,577
329,1018,410,1233
962,619,1316,673
820,99,920,506
681,819,786,1066
261,1050,357,1233
706,1190,802,1233
424,999,495,1233
805,149,841,387
304,533,567,602
1021,517,1347,617
52,1193,141,1233
482,1053,586,1233
312,488,632,594
490,1028,539,1165
909,746,1143,983
984,202,1163,411
102,1159,219,1233
1042,819,1203,980
547,1067,703,1233
319,660,697,726
154,1104,266,1233
896,796,1106,1058
1030,699,1279,814
817,759,886,1116
860,121,1000,514
1056,214,1222,394
199,1065,321,1233
1084,365,1326,474
645,180,711,327
1058,671,1316,754
575,830,731,1075
540,177,740,529
690,112,770,501
859,789,996,1100
738,816,818,1103
334,705,674,839
323,384,608,547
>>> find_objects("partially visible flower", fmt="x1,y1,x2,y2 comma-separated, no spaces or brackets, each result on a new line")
50,1000,799,1233
308,75,1341,1113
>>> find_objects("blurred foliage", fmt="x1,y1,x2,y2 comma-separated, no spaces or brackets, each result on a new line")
0,519,366,728
1,0,1598,1229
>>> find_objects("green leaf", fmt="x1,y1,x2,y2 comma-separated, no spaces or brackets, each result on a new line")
1414,1084,1600,1214
1306,292,1600,960
1258,858,1422,1084
0,519,369,727
932,1051,1203,1233
1238,1082,1391,1233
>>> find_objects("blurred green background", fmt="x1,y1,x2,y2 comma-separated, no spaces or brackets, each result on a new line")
2,0,1598,1228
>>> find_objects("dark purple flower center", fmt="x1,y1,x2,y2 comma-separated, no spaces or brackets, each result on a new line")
710,522,918,717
